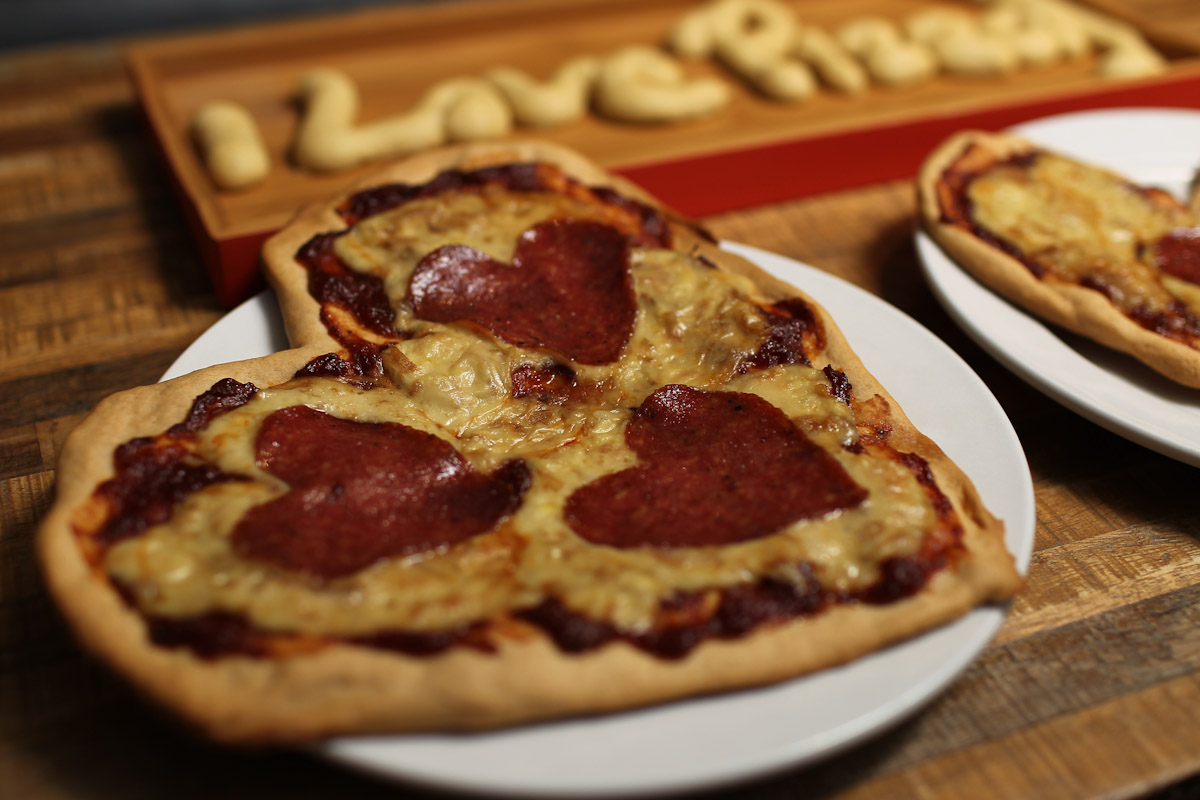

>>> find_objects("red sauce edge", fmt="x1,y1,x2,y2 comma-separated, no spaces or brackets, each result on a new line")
134,543,957,661
737,297,824,372
92,380,259,546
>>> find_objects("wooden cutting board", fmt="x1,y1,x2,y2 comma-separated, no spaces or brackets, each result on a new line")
124,0,1200,306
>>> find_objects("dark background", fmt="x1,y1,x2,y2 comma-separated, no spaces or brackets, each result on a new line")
0,0,459,51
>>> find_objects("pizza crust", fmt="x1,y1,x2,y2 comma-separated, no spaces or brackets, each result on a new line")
40,140,1021,742
917,129,1200,389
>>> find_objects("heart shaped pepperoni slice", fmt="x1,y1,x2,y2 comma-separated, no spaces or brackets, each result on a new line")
408,218,637,365
232,406,529,579
565,385,866,548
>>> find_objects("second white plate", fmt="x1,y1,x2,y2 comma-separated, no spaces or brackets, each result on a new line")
917,107,1200,467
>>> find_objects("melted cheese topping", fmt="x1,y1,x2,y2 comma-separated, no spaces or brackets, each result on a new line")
105,187,939,637
969,153,1200,320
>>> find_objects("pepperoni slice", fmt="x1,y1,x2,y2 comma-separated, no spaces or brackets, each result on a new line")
565,385,866,549
232,406,529,579
1153,227,1200,286
407,218,637,365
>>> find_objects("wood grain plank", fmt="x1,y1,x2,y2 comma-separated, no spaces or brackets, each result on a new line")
0,471,54,542
0,267,206,329
0,83,137,154
850,583,1200,770
998,525,1200,646
0,43,123,92
0,426,41,483
0,213,199,292
0,142,154,227
0,720,417,800
0,347,187,428
0,272,219,383
0,305,217,381
35,414,87,475
829,670,1200,800
0,84,221,380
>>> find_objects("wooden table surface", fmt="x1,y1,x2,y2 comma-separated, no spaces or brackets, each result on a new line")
4,21,1200,800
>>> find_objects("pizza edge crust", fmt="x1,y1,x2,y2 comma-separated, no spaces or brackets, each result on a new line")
39,141,1022,743
917,129,1200,389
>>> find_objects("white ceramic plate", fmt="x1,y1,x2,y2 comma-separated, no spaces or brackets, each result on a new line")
163,243,1033,798
917,108,1200,467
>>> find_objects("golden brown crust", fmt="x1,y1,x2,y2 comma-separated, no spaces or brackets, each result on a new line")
917,129,1200,388
40,140,1021,743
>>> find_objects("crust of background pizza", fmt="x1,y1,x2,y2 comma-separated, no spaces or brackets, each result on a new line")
917,130,1200,389
39,141,1021,742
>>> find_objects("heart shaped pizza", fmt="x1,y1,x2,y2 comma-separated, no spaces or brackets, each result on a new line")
38,141,1021,742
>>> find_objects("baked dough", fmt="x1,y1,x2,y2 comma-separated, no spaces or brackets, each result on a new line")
190,101,270,190
918,130,1200,388
41,140,1022,743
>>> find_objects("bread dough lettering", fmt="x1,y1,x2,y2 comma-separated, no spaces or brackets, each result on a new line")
669,0,815,101
190,101,270,190
485,57,602,128
593,46,731,122
194,0,1167,186
291,68,513,172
